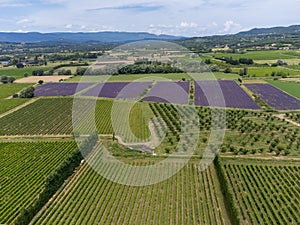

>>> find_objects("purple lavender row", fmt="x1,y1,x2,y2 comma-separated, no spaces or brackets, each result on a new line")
142,81,190,104
245,83,300,110
82,82,152,99
34,83,94,96
194,80,260,109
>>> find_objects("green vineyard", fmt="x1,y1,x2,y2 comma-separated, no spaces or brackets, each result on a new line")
0,98,151,142
217,158,300,225
30,157,230,225
0,141,77,224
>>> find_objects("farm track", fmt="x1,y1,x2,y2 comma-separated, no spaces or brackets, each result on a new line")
274,114,300,127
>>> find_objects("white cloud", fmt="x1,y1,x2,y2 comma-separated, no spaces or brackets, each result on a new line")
222,20,241,33
65,24,73,29
16,18,31,25
179,22,198,28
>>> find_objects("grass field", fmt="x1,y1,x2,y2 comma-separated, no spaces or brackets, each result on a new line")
0,67,51,79
209,50,300,60
30,152,230,225
266,80,300,99
66,72,239,82
0,141,77,224
232,66,300,77
0,83,33,99
254,59,300,65
0,83,33,114
216,157,300,225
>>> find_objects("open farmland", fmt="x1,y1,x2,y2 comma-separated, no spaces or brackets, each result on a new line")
0,98,151,142
0,83,33,114
82,82,151,99
30,152,230,225
245,83,300,110
0,141,77,224
148,103,300,156
267,80,300,99
210,50,300,60
194,80,260,109
215,157,300,225
34,82,93,96
0,67,51,79
143,81,190,104
15,75,72,83
232,66,300,77
66,72,239,82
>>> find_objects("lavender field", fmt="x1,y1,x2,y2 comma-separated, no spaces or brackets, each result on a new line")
82,82,151,99
34,83,93,96
194,80,260,109
142,81,190,104
245,83,300,110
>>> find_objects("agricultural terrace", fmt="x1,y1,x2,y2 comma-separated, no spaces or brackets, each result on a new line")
30,150,230,225
0,141,77,224
245,83,300,110
216,157,300,225
266,80,300,99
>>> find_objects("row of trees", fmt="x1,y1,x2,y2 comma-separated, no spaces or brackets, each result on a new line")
118,61,183,74
1,76,15,84
215,56,254,65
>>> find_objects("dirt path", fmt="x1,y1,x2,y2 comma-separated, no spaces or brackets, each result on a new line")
274,114,300,127
0,98,39,119
0,134,73,142
114,120,163,154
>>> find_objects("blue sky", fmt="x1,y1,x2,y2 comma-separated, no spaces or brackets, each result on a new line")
0,0,299,36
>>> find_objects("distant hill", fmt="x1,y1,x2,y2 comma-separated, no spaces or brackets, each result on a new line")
237,25,300,36
0,31,183,43
176,24,300,52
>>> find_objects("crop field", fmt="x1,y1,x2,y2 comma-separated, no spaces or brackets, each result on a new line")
0,67,51,79
267,80,300,99
34,82,94,96
0,141,77,224
30,152,230,225
194,80,260,109
143,81,190,104
82,82,152,99
148,102,300,156
245,83,300,110
216,157,300,225
0,98,151,142
210,50,300,60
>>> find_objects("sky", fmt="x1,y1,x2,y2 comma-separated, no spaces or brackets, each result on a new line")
0,0,299,37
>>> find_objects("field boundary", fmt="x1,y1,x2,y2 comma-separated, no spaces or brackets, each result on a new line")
0,97,39,119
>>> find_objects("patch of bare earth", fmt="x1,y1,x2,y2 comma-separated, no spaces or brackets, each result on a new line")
15,76,73,83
